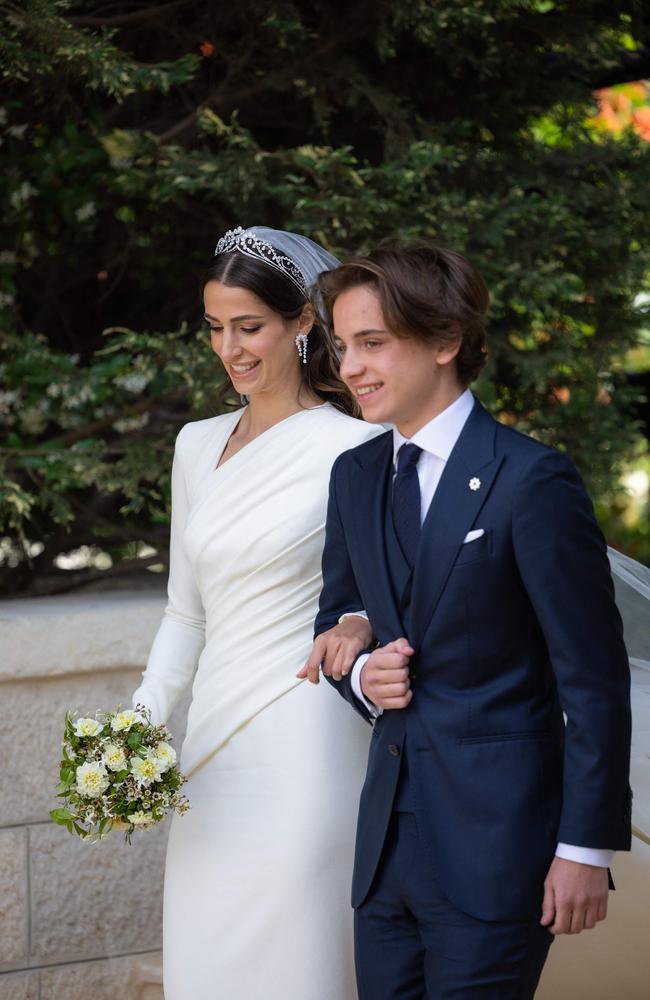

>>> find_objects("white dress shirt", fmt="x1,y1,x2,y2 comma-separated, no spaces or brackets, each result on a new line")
344,389,613,868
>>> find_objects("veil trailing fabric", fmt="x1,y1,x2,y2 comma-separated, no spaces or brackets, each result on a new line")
608,548,650,670
608,548,650,845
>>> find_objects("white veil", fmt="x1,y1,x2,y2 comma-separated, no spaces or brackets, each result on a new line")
609,548,650,845
246,226,340,291
608,548,650,671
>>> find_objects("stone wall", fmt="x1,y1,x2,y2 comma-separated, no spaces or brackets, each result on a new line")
0,591,178,1000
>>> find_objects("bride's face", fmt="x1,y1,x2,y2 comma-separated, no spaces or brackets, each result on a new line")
204,280,307,398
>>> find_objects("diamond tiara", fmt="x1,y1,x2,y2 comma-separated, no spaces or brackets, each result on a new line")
214,226,308,297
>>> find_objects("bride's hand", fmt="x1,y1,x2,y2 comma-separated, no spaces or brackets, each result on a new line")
297,616,374,685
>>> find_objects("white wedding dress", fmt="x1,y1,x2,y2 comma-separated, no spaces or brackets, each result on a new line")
132,403,382,1000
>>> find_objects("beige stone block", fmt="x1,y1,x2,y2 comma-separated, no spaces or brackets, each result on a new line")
133,953,163,1000
140,986,164,1000
30,821,168,964
0,591,165,681
40,952,160,1000
0,672,189,826
0,828,28,964
0,971,38,1000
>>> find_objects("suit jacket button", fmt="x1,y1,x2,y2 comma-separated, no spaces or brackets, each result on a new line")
388,744,400,757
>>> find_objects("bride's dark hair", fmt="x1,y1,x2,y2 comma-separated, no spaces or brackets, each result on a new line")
204,251,359,417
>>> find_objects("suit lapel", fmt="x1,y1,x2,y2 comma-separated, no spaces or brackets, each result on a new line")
410,402,504,651
348,432,406,640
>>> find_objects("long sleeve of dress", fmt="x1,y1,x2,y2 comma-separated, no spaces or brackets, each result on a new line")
132,427,206,725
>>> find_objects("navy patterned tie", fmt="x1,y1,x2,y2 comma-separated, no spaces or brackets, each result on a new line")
392,443,423,569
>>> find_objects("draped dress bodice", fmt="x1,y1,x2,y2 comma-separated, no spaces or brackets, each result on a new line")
133,403,383,776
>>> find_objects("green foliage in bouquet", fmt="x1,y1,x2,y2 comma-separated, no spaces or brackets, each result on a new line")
2,0,650,591
51,706,189,843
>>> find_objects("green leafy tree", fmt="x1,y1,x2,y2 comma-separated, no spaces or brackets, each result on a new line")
1,0,649,593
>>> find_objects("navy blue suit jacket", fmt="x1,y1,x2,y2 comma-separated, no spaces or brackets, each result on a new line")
315,400,632,922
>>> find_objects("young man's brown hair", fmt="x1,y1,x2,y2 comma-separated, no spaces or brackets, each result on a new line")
318,242,490,386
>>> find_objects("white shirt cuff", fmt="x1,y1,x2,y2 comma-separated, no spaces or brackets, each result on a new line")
555,843,614,868
351,653,382,717
338,610,369,624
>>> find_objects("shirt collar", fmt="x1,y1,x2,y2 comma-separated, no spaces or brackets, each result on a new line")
392,389,475,464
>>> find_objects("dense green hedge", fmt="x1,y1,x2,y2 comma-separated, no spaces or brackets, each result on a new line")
1,1,649,593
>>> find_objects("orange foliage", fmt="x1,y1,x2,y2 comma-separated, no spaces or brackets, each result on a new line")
551,386,571,404
593,81,650,142
632,106,650,142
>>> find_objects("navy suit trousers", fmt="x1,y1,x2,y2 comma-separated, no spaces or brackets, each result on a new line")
355,812,553,1000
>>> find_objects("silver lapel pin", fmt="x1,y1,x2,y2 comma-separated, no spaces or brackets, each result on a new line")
469,477,481,491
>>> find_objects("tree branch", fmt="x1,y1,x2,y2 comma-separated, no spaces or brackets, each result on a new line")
592,47,650,89
156,29,369,146
46,388,188,449
67,1,192,29
22,552,168,598
539,46,650,91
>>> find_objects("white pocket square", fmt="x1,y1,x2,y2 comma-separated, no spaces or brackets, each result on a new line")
463,529,485,544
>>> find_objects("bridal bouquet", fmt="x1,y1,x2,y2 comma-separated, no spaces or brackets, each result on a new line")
50,706,189,842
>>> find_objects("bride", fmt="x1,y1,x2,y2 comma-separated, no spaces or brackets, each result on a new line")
132,226,382,999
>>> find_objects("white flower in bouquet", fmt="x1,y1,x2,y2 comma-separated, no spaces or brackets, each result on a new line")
74,717,103,739
127,810,156,828
131,751,164,787
152,741,177,773
102,743,128,772
76,761,110,798
110,709,145,733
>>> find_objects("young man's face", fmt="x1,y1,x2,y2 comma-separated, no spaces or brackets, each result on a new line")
332,284,462,436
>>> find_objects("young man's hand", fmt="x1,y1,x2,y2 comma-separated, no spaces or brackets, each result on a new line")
360,638,414,709
540,857,609,934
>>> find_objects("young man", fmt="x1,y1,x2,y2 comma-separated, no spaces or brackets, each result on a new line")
303,244,632,998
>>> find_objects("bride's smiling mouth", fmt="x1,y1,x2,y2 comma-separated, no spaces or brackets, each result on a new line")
230,360,261,379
